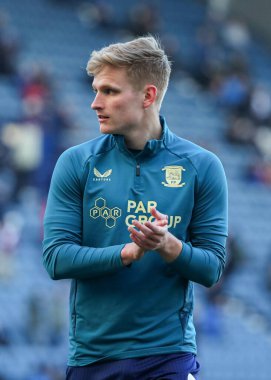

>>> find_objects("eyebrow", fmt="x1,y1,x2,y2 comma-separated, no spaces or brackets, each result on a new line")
92,83,121,90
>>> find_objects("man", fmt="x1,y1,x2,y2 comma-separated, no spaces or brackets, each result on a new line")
43,36,228,380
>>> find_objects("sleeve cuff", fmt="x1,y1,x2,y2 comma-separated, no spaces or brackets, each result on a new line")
169,241,192,272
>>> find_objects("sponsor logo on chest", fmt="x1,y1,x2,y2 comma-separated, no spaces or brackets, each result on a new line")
93,167,112,182
90,198,182,229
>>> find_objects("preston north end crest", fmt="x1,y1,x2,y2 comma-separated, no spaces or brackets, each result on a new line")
162,165,186,188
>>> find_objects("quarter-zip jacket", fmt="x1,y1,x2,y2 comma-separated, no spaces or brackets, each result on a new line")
43,116,228,366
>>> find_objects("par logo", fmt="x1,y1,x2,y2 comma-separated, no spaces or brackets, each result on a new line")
90,197,121,228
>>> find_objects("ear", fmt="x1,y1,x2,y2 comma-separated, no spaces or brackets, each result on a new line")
143,85,157,108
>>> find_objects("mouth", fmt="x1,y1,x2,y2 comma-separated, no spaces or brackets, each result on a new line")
97,115,109,122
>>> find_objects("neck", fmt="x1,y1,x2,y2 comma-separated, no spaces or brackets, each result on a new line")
124,113,161,150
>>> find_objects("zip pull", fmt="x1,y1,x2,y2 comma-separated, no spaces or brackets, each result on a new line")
136,163,140,176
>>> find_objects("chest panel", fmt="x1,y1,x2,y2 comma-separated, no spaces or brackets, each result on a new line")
82,151,196,246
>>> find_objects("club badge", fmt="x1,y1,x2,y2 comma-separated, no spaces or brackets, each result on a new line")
162,165,186,188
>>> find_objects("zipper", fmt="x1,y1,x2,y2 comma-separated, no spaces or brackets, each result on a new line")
136,163,140,176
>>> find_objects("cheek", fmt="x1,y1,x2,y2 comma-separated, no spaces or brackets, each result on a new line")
114,101,135,117
110,100,126,113
111,94,143,120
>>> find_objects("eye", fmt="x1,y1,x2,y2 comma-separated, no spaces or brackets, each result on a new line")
103,88,115,95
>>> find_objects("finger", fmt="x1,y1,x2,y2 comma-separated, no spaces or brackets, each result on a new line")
155,219,168,227
130,234,154,251
150,207,168,221
130,224,161,243
143,221,166,236
131,220,161,240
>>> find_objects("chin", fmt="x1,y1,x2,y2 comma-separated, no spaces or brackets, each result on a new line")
100,122,122,135
100,125,115,135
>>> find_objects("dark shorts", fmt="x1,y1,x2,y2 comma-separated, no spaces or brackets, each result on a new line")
66,352,200,380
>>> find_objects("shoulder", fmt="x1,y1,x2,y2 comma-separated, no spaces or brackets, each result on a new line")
58,134,115,169
51,135,115,189
166,132,223,173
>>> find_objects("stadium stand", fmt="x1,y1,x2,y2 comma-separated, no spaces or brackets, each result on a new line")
0,0,270,379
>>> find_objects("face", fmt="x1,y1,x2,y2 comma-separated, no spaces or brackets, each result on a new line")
91,65,145,136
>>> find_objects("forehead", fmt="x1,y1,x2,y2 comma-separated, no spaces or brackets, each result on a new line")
92,65,132,88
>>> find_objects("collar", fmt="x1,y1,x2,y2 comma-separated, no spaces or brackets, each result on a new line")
113,115,171,158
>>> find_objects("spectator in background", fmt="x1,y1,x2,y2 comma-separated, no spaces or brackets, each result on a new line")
247,160,271,185
0,141,16,217
0,63,74,195
0,9,19,76
246,86,271,185
216,69,250,113
127,2,161,36
0,323,10,346
254,126,271,159
249,84,271,125
190,24,225,88
226,115,256,145
77,1,115,30
221,17,251,52
190,10,271,188
1,120,43,193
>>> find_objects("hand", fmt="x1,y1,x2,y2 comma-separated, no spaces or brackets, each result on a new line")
128,207,169,251
121,242,145,266
128,207,183,262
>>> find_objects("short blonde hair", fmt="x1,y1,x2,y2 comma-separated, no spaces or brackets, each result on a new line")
86,36,171,108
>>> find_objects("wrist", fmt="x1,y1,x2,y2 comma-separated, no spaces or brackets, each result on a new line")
121,244,132,266
121,242,144,266
158,232,183,262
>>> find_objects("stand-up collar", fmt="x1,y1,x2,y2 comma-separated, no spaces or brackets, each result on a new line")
113,115,171,158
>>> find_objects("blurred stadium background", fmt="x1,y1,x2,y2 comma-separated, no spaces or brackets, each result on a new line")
0,0,270,379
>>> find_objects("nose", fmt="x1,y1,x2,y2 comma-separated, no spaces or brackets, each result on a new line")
91,93,103,110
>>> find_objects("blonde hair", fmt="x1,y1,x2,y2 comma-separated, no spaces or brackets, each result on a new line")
86,35,171,108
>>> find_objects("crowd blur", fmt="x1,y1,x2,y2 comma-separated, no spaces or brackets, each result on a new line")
189,11,271,185
0,6,74,379
0,1,270,379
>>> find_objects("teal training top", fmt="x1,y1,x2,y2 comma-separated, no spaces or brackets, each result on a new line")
43,116,228,366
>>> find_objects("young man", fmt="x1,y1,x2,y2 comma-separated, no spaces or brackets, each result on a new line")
43,36,228,380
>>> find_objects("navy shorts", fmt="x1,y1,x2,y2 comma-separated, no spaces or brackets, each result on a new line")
66,352,200,380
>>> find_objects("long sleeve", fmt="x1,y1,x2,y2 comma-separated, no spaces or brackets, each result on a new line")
42,149,125,280
170,154,228,287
